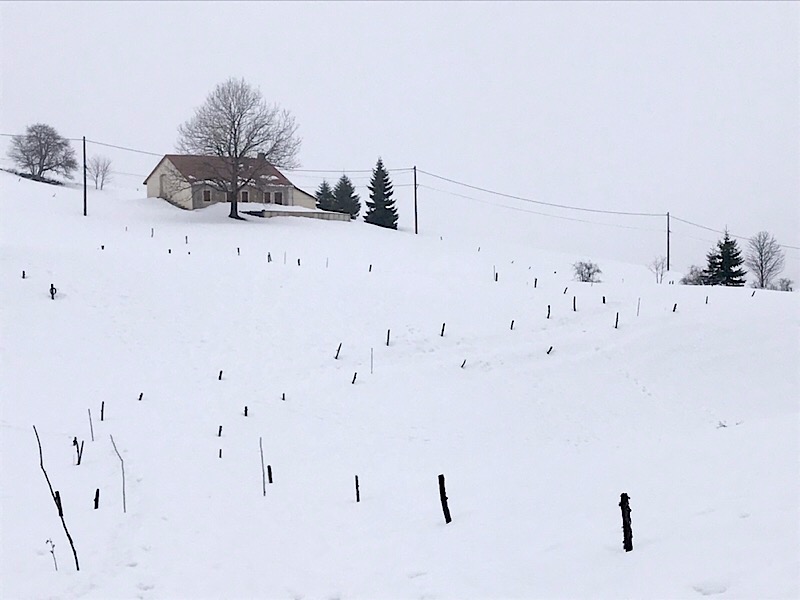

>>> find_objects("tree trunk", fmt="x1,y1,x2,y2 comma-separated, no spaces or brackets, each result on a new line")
228,188,239,219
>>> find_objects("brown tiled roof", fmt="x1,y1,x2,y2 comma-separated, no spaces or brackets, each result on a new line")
144,154,293,186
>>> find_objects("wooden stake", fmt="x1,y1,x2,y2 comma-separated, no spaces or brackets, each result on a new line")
673,303,678,312
218,426,222,437
441,323,446,337
335,342,342,359
218,370,223,380
573,296,576,312
219,449,222,459
355,475,360,503
534,277,537,288
352,372,357,384
620,493,633,552
386,329,391,346
438,474,452,524
267,465,273,484
244,406,248,417
510,319,514,330
547,305,551,319
93,489,100,510
615,312,619,329
602,295,606,304
100,401,104,422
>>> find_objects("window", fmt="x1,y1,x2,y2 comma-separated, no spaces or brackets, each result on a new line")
203,189,212,202
264,191,271,203
241,190,249,203
274,191,283,205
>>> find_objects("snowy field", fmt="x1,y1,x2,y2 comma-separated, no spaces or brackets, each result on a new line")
1,171,797,599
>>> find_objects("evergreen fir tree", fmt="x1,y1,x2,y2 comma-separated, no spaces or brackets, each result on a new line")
704,229,747,286
363,158,398,230
315,180,335,211
333,175,361,219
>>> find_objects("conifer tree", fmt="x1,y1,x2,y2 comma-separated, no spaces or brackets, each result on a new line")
704,229,747,286
364,158,398,229
315,180,335,211
333,175,361,219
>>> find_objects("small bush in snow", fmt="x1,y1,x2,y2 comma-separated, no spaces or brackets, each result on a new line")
572,260,601,283
771,278,794,292
680,265,706,285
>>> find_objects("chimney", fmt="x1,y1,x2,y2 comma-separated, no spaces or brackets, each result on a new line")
257,152,266,161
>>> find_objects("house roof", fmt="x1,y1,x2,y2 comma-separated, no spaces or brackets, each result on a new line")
143,154,293,187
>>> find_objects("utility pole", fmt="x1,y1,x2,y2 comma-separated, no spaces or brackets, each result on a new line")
413,166,418,235
666,212,670,271
82,136,87,217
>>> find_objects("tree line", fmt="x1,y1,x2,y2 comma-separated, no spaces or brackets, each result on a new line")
679,229,791,291
313,158,398,229
8,123,112,189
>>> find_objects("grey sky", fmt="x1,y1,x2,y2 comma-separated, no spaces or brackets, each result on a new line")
1,1,797,276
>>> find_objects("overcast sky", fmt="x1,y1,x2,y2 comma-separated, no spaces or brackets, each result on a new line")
1,1,798,276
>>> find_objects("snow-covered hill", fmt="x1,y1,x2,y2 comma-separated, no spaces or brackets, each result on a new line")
1,171,797,599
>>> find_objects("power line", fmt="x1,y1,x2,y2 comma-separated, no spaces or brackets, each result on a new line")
283,167,413,174
671,215,800,251
417,168,665,218
84,139,163,157
418,184,664,234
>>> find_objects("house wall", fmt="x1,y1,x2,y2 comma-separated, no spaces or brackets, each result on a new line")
145,159,192,210
291,187,318,210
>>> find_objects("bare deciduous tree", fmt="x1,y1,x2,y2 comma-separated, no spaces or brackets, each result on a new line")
745,231,785,289
773,278,793,292
9,123,77,180
573,260,602,283
87,155,113,190
647,255,667,284
177,78,301,219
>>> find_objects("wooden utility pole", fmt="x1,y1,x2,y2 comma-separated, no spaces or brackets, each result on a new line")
82,136,87,217
413,166,418,235
666,212,670,271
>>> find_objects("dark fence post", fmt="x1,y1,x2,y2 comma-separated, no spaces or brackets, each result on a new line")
619,493,633,552
438,474,452,524
94,488,100,510
355,475,360,503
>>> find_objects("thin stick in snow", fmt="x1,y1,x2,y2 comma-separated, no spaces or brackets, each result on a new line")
109,435,126,514
637,298,641,317
355,475,360,503
259,437,266,497
615,312,619,329
33,426,80,571
335,342,342,359
352,372,357,384
460,359,466,368
370,348,374,374
87,409,94,442
386,329,391,346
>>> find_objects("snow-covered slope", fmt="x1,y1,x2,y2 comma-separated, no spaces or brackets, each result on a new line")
1,172,797,599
